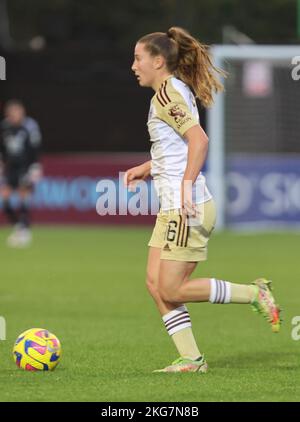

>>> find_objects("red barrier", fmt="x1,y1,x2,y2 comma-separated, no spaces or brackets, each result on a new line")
0,153,156,225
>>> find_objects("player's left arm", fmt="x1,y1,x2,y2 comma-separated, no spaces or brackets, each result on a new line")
180,125,208,215
28,120,42,163
157,87,208,213
181,125,208,215
182,125,208,185
26,120,43,183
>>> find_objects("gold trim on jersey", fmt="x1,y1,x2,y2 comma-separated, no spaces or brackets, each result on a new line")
156,80,172,107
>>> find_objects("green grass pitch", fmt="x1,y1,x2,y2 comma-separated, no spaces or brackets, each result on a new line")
0,226,299,402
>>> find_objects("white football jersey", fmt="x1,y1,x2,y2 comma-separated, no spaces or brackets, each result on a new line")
147,75,212,210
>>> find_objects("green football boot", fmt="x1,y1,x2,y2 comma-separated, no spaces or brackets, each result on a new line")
251,278,281,333
153,356,208,373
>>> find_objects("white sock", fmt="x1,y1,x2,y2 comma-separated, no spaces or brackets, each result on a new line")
162,305,191,336
209,278,231,304
162,306,201,360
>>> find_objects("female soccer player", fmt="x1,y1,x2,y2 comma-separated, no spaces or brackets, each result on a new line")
125,27,281,373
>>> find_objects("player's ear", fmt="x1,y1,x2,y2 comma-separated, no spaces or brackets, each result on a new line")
154,55,165,70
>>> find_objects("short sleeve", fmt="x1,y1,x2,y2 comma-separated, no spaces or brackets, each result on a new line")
154,80,199,136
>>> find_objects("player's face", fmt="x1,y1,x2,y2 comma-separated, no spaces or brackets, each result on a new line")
5,105,25,126
132,43,158,88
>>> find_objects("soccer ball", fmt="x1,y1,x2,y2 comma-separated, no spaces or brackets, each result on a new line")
13,328,62,371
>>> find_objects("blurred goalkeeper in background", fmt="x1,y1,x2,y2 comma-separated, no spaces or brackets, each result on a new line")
0,99,42,247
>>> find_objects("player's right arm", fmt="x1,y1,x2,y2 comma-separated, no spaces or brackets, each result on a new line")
124,160,151,191
0,123,6,178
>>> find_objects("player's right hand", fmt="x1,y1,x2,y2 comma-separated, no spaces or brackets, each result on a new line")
123,165,147,192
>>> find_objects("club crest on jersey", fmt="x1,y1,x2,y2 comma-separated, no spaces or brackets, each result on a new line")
168,104,192,129
168,104,186,121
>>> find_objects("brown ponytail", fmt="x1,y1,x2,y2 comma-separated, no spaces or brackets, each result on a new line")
138,27,226,108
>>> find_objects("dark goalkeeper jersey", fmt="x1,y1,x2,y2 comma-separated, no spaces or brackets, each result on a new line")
0,117,41,171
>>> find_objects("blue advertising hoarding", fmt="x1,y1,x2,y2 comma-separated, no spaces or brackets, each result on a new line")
227,155,300,228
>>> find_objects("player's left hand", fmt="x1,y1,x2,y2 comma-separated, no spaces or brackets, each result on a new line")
181,180,196,217
28,164,43,183
182,200,196,217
